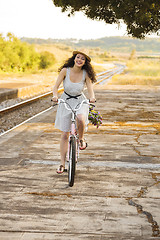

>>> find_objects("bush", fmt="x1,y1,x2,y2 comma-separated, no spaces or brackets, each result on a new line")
0,33,56,72
39,51,56,69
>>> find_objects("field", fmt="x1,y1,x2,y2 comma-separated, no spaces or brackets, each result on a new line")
0,41,159,89
109,58,160,87
0,43,110,84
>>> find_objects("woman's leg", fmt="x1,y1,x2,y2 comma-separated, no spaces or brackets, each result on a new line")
60,131,69,167
77,114,87,149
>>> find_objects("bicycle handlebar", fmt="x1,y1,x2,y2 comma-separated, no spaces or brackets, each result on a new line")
58,99,90,112
51,98,95,111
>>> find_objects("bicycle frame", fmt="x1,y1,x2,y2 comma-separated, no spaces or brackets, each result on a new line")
53,98,91,186
69,112,79,162
57,99,89,162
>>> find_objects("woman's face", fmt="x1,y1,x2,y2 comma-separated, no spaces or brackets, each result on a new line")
74,54,86,67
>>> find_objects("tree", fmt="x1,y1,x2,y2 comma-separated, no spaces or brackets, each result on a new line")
0,33,40,72
52,0,160,39
39,51,56,69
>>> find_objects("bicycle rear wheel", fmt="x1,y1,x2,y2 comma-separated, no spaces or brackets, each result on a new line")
68,135,76,187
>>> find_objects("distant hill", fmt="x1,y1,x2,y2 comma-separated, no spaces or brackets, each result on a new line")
21,36,160,54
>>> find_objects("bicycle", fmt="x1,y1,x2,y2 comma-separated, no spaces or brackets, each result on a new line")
52,98,94,187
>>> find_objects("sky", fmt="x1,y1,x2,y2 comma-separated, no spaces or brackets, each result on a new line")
0,0,128,40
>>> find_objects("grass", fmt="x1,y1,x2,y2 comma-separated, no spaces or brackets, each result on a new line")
127,60,160,77
110,59,160,86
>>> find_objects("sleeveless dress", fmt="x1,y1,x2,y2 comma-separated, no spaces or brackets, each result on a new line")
54,68,89,132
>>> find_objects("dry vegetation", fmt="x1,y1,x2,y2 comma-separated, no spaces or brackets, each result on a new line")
110,58,160,87
0,44,111,84
1,41,159,89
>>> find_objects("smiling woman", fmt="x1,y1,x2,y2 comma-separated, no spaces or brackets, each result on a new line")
52,50,96,173
58,50,96,83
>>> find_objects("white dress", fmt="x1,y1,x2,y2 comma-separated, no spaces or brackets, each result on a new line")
54,68,89,132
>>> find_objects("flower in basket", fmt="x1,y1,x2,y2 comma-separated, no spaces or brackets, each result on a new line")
88,106,102,128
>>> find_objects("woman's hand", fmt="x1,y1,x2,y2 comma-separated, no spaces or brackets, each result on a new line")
52,96,58,102
52,68,66,103
89,98,96,103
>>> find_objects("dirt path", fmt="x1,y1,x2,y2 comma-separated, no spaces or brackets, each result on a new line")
0,86,160,239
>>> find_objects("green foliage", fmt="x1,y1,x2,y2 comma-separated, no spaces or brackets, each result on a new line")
0,33,56,72
52,0,160,38
39,51,56,69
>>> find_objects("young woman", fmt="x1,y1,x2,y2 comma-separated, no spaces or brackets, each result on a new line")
52,50,96,173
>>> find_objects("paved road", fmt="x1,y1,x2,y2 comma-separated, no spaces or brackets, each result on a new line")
0,85,160,239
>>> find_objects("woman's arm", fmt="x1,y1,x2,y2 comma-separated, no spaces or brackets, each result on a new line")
85,74,96,103
52,68,66,101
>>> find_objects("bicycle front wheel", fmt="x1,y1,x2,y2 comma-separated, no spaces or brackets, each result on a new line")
68,135,76,187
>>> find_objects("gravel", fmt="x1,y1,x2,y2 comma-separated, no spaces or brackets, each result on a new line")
0,97,23,110
0,95,53,135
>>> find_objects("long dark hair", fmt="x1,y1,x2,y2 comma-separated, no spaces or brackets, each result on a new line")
58,54,97,83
